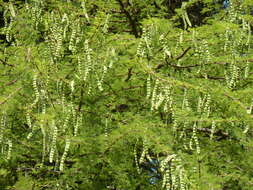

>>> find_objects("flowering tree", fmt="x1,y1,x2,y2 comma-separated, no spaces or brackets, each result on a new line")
1,0,253,189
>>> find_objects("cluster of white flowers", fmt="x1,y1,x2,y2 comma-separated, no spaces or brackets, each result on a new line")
7,139,12,160
49,120,58,163
84,40,92,81
159,34,172,59
137,27,152,57
59,138,71,171
134,143,141,174
161,154,187,190
210,121,216,140
225,62,240,89
139,139,148,164
0,113,6,145
203,94,211,117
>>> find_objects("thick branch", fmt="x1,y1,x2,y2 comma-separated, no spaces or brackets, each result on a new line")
116,0,140,37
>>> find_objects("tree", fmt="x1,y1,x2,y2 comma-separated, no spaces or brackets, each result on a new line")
1,0,253,189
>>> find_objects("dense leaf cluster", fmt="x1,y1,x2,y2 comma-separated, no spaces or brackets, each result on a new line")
1,0,253,189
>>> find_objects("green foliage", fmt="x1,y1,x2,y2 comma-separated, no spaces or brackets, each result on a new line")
1,0,253,189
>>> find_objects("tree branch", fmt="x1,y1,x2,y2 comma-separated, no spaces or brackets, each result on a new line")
197,74,225,80
116,0,140,37
156,47,191,70
174,47,192,61
125,67,133,82
0,58,14,67
197,127,230,140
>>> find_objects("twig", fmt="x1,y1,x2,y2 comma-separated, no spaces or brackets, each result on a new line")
5,78,19,86
125,67,133,82
197,127,229,139
0,58,14,67
174,47,192,61
78,83,85,112
156,47,191,70
157,60,229,70
197,74,225,80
